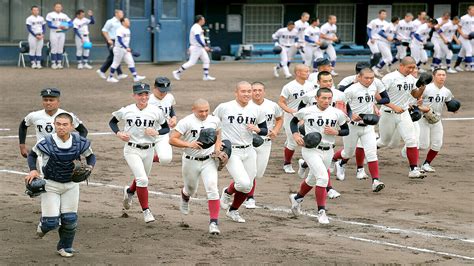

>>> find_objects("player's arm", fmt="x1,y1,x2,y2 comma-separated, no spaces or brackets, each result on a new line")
272,115,283,136
304,34,315,44
109,116,129,142
75,123,88,137
456,26,469,39
168,106,177,128
376,91,390,104
337,123,349,136
46,20,58,29
289,117,304,146
195,33,207,48
18,119,29,158
88,10,95,24
25,149,40,183
117,35,128,49
73,27,82,39
169,130,201,149
278,95,296,114
247,121,268,136
26,24,36,36
214,129,222,153
411,85,426,98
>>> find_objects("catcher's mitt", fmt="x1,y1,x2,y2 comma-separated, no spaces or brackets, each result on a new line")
212,151,229,171
71,161,92,183
423,108,441,124
25,178,46,198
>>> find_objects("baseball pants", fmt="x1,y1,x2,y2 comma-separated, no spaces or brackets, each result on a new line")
225,146,257,193
341,124,378,162
303,147,332,187
49,31,65,56
254,139,272,178
123,144,154,187
283,112,298,150
154,134,172,164
182,45,210,69
111,47,135,69
377,41,393,64
181,156,219,200
396,42,409,59
377,110,418,149
303,45,323,67
410,42,428,64
28,35,43,60
418,117,443,151
41,180,79,217
279,45,297,76
324,44,337,62
99,41,122,74
75,35,90,59
367,40,380,54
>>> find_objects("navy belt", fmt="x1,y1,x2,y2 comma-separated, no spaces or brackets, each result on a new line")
232,144,251,149
128,142,155,149
185,155,211,161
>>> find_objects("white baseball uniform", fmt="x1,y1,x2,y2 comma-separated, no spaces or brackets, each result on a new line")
419,83,453,151
458,14,474,67
295,19,309,44
280,80,314,150
112,104,166,187
320,22,337,62
301,86,346,107
377,71,418,149
411,23,430,64
303,25,323,66
338,75,386,93
377,22,397,65
395,19,414,59
181,23,210,70
432,19,459,63
213,100,266,193
367,18,389,54
253,99,283,178
73,17,93,60
26,15,46,62
46,11,71,61
175,113,221,199
272,27,299,77
148,93,176,164
111,26,134,69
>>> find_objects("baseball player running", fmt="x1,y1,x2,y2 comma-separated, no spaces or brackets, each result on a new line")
19,88,87,170
172,15,216,81
457,6,474,71
216,81,267,223
107,18,145,83
367,10,389,73
25,112,96,257
320,15,339,75
149,77,177,164
278,64,313,173
169,98,222,234
332,68,389,192
376,57,427,178
46,3,72,69
372,16,399,77
411,18,437,72
26,6,46,69
109,82,170,223
295,12,310,58
431,16,460,73
419,68,457,172
272,21,299,79
307,58,332,84
97,10,126,79
394,13,414,65
244,82,283,209
289,88,349,224
73,9,95,69
303,18,323,70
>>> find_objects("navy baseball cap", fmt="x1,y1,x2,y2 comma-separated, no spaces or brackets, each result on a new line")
316,58,330,66
154,76,171,92
40,88,61,97
133,82,151,94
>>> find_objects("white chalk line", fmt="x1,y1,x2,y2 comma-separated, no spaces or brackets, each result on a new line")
339,235,474,261
2,168,473,245
0,116,472,139
0,128,10,131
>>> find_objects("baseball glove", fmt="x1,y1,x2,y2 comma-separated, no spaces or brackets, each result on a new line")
71,161,93,183
212,151,229,171
423,108,441,124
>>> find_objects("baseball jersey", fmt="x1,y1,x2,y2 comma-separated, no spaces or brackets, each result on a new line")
253,98,283,131
24,109,82,141
338,75,386,93
295,19,309,43
112,104,166,144
459,14,474,35
302,86,346,106
115,26,131,48
280,80,314,110
101,17,121,40
304,26,321,45
308,72,319,84
213,100,266,146
367,18,389,40
272,27,298,46
26,15,46,35
414,23,431,43
189,23,205,47
412,19,423,31
380,23,397,43
396,19,414,41
344,82,384,115
381,70,417,110
432,17,447,39
320,22,337,43
422,83,453,116
73,17,92,35
436,21,458,41
175,114,221,157
46,12,71,32
148,93,176,120
294,105,346,145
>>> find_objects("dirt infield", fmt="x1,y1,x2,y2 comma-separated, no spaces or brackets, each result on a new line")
0,62,473,264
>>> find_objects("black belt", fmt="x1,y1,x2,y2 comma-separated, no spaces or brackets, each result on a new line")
350,121,367,127
384,110,405,114
263,138,271,143
232,144,251,149
185,155,211,161
82,34,88,37
281,45,292,48
127,142,155,149
317,145,334,151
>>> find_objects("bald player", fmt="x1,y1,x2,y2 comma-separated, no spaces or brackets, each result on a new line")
272,21,299,79
216,81,267,223
278,64,314,174
169,98,222,235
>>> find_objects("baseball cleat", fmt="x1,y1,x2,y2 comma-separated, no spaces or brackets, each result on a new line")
408,167,425,179
36,222,45,238
203,75,216,81
226,209,245,223
284,74,292,79
418,68,427,73
297,159,307,179
327,188,341,199
57,64,63,69
96,69,106,79
31,62,37,69
454,66,464,72
372,66,382,78
133,75,146,82
180,197,190,215
446,68,457,74
356,168,369,180
172,70,181,80
83,63,93,69
107,77,119,83
244,198,256,209
36,63,42,69
220,187,232,210
77,63,84,70
209,222,220,235
122,186,133,210
273,66,280,77
57,248,74,258
317,209,329,224
421,163,435,173
335,160,345,181
51,63,58,69
117,74,128,80
289,193,302,217
372,179,385,192
143,209,155,223
330,70,339,76
283,164,295,174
